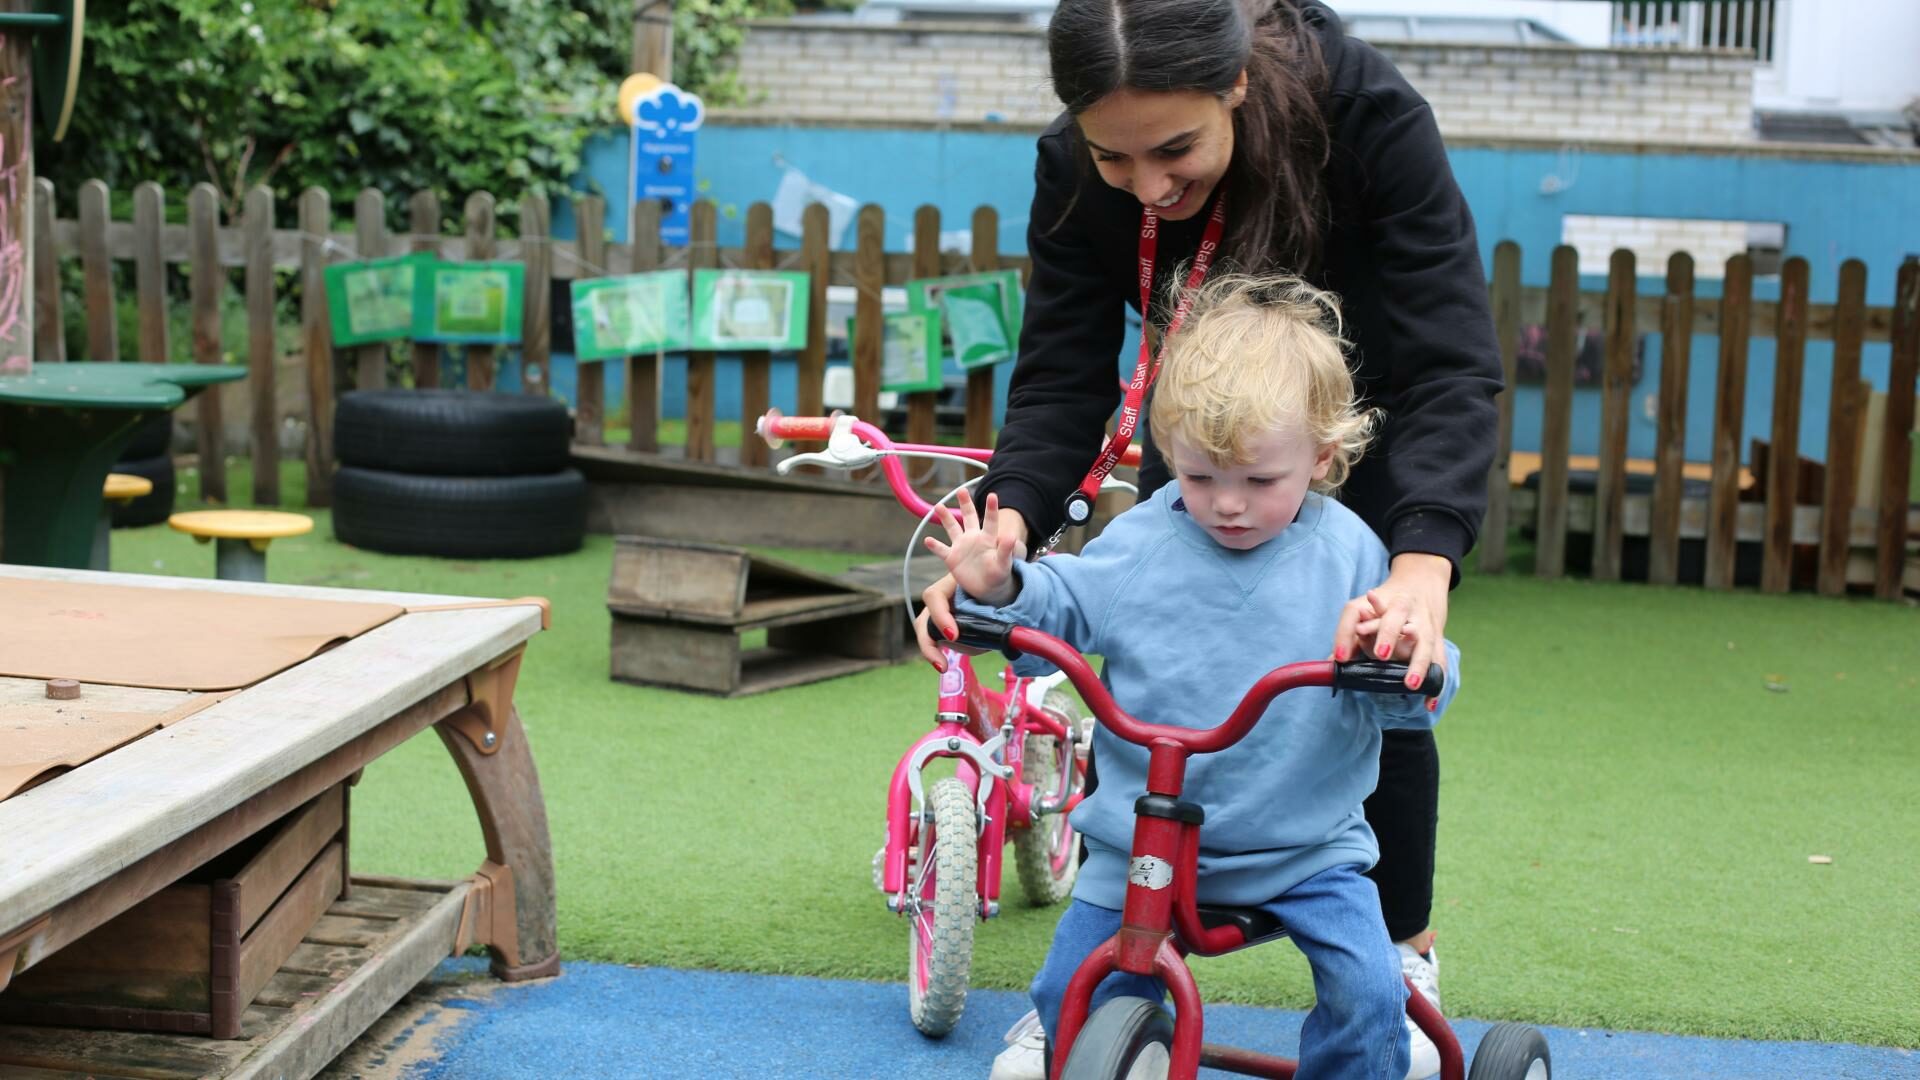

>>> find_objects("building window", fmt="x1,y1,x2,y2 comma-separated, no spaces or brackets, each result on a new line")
1611,1,1780,65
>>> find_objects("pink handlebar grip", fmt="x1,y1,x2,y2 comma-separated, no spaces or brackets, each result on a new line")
756,408,838,448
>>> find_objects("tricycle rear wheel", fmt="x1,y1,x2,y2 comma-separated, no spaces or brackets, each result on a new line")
1060,996,1174,1080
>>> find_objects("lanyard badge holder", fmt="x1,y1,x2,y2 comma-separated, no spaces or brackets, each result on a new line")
1044,195,1228,555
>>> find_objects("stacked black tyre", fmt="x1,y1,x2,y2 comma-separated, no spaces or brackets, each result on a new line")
332,390,586,559
111,411,177,528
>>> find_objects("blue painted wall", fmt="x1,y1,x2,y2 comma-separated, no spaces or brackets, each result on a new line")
548,124,1919,463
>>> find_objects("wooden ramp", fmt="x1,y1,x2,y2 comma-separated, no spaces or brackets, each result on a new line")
573,446,922,553
0,878,469,1080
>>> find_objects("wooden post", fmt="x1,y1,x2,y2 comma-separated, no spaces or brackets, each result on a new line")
353,189,388,391
1704,254,1753,590
465,192,498,390
967,206,1000,454
1478,241,1521,574
684,199,717,462
0,16,31,373
1875,258,1918,600
132,184,169,364
245,186,279,506
32,179,62,363
1648,252,1695,587
631,0,673,79
409,191,442,388
300,188,335,508
1593,248,1637,582
78,180,115,361
1760,257,1809,593
189,185,227,503
739,202,775,468
797,203,829,419
520,192,552,398
573,194,607,446
1536,245,1578,580
852,205,885,426
627,199,663,452
907,205,942,455
1818,260,1868,596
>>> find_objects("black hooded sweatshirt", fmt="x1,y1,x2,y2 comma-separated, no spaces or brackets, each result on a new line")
976,1,1502,581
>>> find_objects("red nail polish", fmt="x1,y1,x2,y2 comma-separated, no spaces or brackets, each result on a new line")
1335,646,1349,662
1377,644,1391,660
943,624,956,641
1406,674,1420,689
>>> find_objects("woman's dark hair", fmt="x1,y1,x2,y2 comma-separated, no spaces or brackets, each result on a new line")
1047,0,1331,275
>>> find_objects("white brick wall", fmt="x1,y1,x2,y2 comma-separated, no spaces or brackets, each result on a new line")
1561,214,1757,277
725,20,1756,144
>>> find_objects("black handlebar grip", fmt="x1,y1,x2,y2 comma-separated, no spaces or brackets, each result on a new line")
1333,660,1445,699
950,613,1023,661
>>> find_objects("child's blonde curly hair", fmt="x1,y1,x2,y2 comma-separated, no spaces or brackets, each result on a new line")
1148,273,1375,492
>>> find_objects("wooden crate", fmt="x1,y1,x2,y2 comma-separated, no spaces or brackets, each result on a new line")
607,537,903,696
0,783,350,1039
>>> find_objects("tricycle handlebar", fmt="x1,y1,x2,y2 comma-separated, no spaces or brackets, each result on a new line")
951,618,1441,755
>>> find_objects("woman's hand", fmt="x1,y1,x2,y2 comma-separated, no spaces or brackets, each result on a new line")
1332,552,1452,690
915,500,1030,670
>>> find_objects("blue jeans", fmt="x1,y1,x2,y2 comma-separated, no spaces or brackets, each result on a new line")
1030,865,1409,1080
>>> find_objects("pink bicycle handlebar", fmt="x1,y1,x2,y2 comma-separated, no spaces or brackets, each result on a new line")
757,410,1143,522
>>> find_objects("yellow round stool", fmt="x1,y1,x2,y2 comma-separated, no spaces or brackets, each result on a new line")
91,472,157,571
167,510,313,582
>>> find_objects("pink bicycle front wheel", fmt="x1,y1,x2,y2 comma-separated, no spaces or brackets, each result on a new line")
908,776,979,1036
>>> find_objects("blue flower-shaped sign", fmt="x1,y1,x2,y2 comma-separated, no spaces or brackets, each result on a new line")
632,84,705,136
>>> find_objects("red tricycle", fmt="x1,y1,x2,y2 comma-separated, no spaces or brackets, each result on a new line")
943,615,1552,1080
756,409,1143,1036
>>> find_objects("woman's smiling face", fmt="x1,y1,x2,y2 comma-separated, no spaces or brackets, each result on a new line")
1075,75,1245,220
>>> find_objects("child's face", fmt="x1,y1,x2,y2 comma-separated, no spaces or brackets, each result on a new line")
1166,426,1333,551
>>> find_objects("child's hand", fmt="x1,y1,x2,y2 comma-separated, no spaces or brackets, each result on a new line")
924,488,1021,608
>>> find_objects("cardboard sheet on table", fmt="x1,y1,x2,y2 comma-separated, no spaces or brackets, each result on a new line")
0,692,230,802
0,579,404,692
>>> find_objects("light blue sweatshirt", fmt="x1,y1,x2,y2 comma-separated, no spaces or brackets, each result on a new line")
957,485,1461,910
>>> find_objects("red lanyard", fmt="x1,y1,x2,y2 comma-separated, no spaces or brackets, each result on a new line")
1059,192,1228,531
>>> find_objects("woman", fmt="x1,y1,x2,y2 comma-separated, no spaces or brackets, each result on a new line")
914,3,1502,1078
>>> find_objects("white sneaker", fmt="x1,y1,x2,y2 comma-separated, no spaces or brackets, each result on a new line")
1398,942,1441,1080
988,1009,1048,1080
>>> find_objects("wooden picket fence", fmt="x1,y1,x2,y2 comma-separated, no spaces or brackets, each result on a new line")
29,182,1920,600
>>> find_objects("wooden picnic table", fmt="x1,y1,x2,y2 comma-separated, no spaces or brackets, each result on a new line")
0,565,558,1078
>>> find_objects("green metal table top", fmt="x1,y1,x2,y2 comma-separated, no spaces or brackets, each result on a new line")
0,363,245,410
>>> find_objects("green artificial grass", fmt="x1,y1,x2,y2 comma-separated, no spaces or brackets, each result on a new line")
106,458,1920,1047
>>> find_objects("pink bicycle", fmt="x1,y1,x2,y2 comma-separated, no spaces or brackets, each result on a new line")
756,409,1141,1036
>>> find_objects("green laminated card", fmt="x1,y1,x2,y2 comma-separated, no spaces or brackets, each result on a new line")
414,260,525,344
324,254,423,346
907,270,1022,369
847,310,945,394
571,272,691,359
690,270,811,351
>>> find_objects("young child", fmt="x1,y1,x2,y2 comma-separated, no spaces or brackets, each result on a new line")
926,274,1462,1080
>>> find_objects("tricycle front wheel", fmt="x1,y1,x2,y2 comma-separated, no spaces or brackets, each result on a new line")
1060,996,1174,1080
1467,1022,1551,1080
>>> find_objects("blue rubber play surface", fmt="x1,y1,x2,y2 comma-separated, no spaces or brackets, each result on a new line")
389,960,1916,1079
